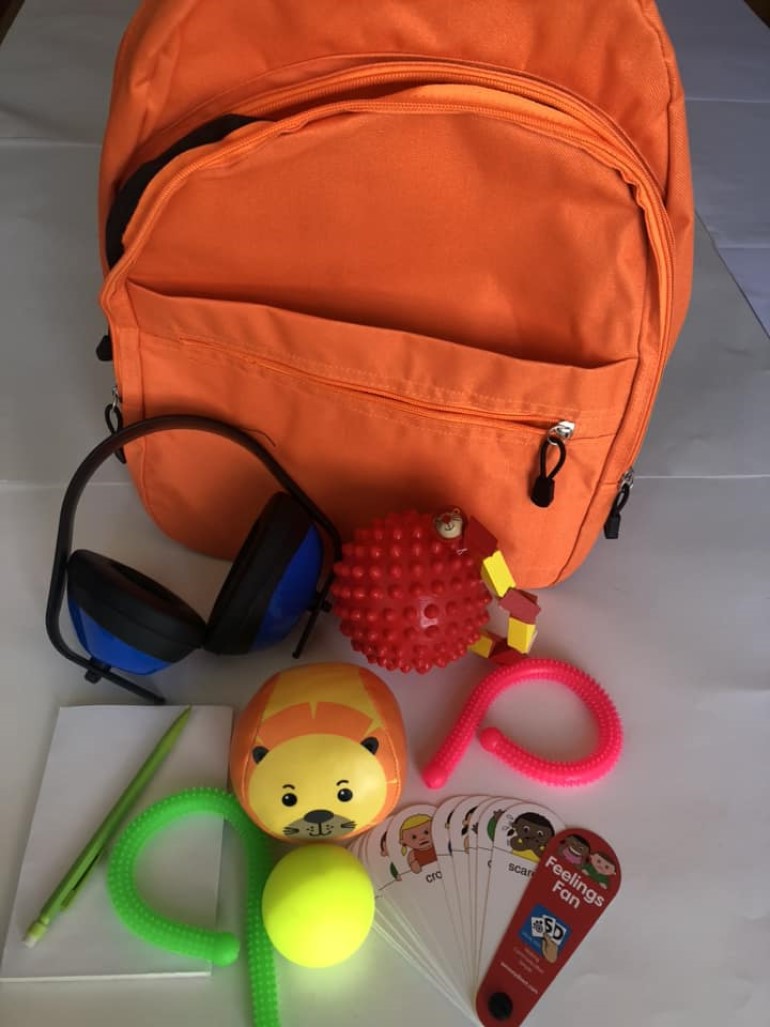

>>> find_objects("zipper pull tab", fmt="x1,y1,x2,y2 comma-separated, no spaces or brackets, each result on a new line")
603,469,634,539
531,421,575,508
104,384,123,434
96,333,113,362
104,385,127,464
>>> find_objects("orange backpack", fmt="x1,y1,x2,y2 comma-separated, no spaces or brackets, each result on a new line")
97,0,693,589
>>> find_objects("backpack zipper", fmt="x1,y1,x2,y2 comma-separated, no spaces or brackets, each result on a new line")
105,384,126,463
108,84,674,369
530,420,576,508
603,468,635,539
124,60,659,187
171,333,580,438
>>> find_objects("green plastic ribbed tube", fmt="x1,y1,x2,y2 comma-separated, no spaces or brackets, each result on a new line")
107,787,279,1027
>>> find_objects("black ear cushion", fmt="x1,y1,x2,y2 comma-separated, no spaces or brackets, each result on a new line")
204,492,315,655
67,549,206,662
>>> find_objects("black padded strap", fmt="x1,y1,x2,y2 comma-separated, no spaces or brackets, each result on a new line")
105,114,257,269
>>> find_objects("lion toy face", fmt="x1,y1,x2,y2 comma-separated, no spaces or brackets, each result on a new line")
229,662,407,842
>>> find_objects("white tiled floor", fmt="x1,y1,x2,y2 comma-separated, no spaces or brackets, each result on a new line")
658,0,770,100
658,0,770,335
637,220,770,478
1,4,769,1027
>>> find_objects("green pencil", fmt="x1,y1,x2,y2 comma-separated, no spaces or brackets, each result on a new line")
24,706,193,948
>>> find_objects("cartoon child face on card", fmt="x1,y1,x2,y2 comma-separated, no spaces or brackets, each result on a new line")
486,810,506,843
583,850,617,888
507,812,555,862
378,829,401,882
558,834,591,869
400,814,437,874
461,805,478,852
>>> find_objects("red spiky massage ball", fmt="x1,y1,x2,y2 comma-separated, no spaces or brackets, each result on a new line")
331,509,490,674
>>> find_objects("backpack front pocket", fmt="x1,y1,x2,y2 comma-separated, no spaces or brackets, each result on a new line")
117,284,637,586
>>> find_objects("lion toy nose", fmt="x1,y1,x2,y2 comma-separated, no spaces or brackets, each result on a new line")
304,809,335,825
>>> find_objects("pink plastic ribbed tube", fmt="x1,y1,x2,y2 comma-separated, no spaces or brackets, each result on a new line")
422,658,623,789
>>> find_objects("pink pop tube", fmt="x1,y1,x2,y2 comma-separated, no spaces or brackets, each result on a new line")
422,659,623,789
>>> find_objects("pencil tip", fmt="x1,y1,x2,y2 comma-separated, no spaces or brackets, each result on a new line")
23,921,46,948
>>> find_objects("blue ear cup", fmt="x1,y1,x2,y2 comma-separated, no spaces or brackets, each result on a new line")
251,518,323,649
204,493,323,655
66,550,207,674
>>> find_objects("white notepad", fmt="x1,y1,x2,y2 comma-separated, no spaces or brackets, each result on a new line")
1,704,233,981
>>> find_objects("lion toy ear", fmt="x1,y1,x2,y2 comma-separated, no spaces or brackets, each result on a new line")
229,662,407,842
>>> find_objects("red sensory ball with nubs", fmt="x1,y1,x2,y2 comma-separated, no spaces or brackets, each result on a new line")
331,510,490,674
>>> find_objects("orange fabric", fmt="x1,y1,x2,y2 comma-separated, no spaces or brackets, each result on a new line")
98,1,693,588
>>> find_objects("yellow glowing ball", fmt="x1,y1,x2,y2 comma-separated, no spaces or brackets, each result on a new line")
262,843,375,968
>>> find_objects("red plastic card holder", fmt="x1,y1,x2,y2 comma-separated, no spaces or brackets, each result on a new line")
476,827,621,1025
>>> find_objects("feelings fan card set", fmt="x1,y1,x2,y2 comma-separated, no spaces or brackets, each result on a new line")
349,796,621,1025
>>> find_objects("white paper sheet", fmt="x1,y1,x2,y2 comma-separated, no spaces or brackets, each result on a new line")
0,704,233,981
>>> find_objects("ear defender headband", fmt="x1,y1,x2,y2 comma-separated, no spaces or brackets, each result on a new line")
46,415,342,705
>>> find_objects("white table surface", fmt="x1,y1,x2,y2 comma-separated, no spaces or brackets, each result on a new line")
1,3,769,1026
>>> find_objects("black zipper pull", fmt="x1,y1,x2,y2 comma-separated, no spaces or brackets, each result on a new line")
603,469,634,539
96,333,113,361
531,421,575,508
104,384,127,464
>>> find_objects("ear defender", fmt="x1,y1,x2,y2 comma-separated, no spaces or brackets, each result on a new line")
46,415,342,704
204,493,323,655
66,550,207,674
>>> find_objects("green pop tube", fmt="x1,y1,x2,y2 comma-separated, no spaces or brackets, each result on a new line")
107,787,279,1027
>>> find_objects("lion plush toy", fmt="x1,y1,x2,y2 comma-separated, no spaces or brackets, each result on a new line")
230,662,407,842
